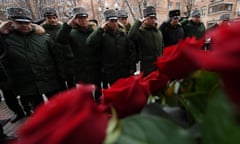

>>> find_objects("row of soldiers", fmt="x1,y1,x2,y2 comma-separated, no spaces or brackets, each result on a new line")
0,5,210,126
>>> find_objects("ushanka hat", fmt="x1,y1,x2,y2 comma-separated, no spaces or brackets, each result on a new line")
71,7,88,17
117,10,128,18
220,14,230,21
169,9,180,18
191,9,201,17
7,7,32,22
103,9,118,21
143,6,156,18
42,7,57,17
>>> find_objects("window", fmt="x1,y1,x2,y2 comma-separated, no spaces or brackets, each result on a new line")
176,2,180,9
168,2,173,9
190,0,195,6
201,7,207,17
238,7,240,16
208,3,233,14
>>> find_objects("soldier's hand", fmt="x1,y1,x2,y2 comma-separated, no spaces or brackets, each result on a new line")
101,21,109,31
67,16,78,27
0,21,13,34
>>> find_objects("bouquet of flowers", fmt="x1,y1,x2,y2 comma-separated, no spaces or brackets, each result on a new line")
13,22,240,144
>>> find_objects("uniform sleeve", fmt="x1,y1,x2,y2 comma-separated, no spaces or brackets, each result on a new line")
56,23,72,44
46,36,66,79
127,20,142,41
0,62,8,86
128,39,137,72
0,34,7,60
86,27,104,49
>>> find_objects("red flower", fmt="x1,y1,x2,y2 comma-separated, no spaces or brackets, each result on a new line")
155,38,203,79
182,22,240,110
15,85,109,144
143,70,169,94
100,75,149,118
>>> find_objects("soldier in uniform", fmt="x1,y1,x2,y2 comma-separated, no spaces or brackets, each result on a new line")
0,7,64,113
218,14,231,26
41,7,62,39
128,6,164,76
87,9,136,87
41,7,75,89
209,14,231,30
117,9,131,33
160,9,184,48
56,7,102,100
180,9,205,39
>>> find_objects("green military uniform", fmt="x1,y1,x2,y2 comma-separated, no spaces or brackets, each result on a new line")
1,28,63,96
56,23,100,85
42,22,62,40
128,20,163,76
87,27,136,85
42,22,74,87
180,19,205,39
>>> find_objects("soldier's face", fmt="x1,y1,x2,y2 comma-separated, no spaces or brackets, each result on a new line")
13,21,32,33
144,16,156,27
45,16,58,25
171,17,179,26
192,16,201,23
118,17,128,25
107,19,118,31
75,15,88,28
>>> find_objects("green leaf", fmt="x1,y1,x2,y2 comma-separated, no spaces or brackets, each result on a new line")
201,88,240,144
115,115,195,144
179,92,207,123
191,70,220,92
177,71,221,123
104,107,121,144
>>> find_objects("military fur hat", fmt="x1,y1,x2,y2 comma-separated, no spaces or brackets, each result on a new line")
6,7,32,22
42,7,57,17
191,9,201,17
71,7,88,17
117,10,128,18
219,14,230,21
169,9,180,18
103,9,118,21
143,6,156,18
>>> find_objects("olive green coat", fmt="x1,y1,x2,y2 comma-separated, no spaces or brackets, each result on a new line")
0,25,63,96
180,19,206,39
56,23,100,84
87,27,136,84
128,20,164,76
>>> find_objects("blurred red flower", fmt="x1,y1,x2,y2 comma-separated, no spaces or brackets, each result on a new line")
15,85,109,144
182,23,240,110
100,75,149,118
143,70,169,95
155,38,203,79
